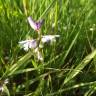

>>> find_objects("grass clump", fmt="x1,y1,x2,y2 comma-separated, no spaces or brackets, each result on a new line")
0,0,96,96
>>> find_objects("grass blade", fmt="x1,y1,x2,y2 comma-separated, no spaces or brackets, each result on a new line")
64,49,96,84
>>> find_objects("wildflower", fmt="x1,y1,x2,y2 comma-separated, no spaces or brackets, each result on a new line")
34,48,43,61
41,35,60,43
27,16,44,31
19,39,37,51
0,78,9,92
0,86,3,92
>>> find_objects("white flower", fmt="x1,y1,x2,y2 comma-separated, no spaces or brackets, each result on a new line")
34,48,43,61
41,35,60,43
19,39,37,51
0,86,3,92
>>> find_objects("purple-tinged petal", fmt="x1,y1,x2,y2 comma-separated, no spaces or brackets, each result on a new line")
36,19,44,30
27,16,37,30
19,39,37,51
27,16,44,31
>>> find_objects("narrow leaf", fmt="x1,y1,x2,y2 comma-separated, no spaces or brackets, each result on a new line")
64,49,96,84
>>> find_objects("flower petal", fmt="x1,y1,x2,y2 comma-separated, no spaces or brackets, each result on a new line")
27,16,37,30
27,16,44,31
19,39,37,51
41,35,60,43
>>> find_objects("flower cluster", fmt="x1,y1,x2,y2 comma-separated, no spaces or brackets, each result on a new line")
19,16,60,61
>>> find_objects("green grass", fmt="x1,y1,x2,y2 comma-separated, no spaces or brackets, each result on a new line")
0,0,96,96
